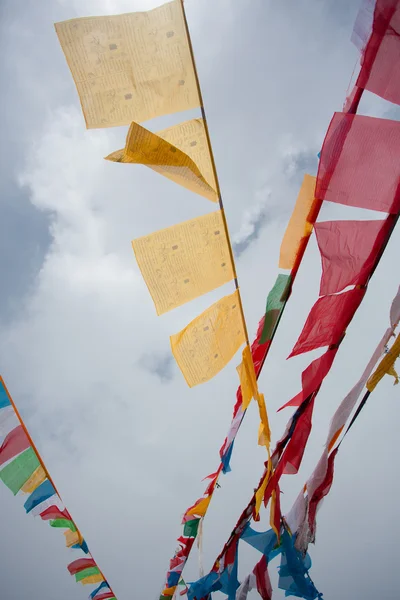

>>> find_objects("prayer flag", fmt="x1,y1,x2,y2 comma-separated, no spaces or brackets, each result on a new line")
55,1,200,128
68,558,97,575
171,290,246,387
106,118,217,202
0,447,40,495
260,274,291,344
24,479,56,513
0,380,11,410
132,211,234,315
21,465,46,494
0,425,30,467
237,345,259,410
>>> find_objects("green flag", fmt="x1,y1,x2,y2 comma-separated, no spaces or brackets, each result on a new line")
183,518,200,538
50,518,77,532
260,274,291,344
0,447,39,495
75,566,101,582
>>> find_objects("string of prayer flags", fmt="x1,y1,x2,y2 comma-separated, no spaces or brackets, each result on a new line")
314,219,391,295
316,113,400,213
106,118,217,202
55,1,200,128
285,286,400,558
0,377,116,599
170,290,246,387
279,175,318,270
355,1,400,106
132,211,234,315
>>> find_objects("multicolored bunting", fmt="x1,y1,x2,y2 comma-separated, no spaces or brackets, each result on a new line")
0,377,116,599
355,1,400,106
170,290,246,387
132,211,234,315
55,1,200,128
106,119,217,202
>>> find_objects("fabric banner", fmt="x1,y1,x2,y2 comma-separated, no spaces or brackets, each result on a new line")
106,118,217,202
24,479,56,513
0,447,40,495
237,345,260,410
278,348,337,411
55,1,200,128
171,290,246,387
260,274,291,344
356,1,400,106
289,288,365,358
0,381,11,410
316,112,400,213
315,219,391,295
351,0,375,51
279,175,317,270
68,558,97,575
0,425,30,466
132,211,234,315
21,465,46,494
367,332,400,391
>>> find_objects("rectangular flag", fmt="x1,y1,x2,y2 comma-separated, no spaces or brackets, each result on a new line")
132,211,234,315
55,1,200,128
106,119,218,202
171,290,246,386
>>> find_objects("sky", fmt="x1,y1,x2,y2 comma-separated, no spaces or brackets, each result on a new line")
0,0,399,599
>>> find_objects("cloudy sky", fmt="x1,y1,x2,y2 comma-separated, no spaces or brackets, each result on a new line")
0,0,399,599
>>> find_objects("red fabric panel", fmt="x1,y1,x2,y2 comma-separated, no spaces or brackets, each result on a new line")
307,448,339,537
278,348,337,411
281,399,315,475
67,558,96,575
253,555,273,600
0,425,30,466
40,506,72,521
315,219,391,296
316,112,400,213
94,594,115,600
289,288,365,358
271,483,281,539
357,1,400,106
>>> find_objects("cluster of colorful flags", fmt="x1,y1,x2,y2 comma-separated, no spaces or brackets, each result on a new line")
1,0,400,599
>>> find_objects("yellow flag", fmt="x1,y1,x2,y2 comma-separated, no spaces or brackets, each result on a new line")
106,119,218,202
254,457,272,518
21,466,46,494
367,334,400,391
237,345,259,410
64,529,82,548
132,211,234,315
186,496,211,518
257,393,271,448
80,574,104,585
279,174,317,269
171,290,246,387
55,1,200,128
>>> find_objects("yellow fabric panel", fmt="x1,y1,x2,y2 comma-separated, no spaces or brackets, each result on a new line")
186,496,211,518
256,393,271,448
367,333,400,391
20,465,46,494
106,119,217,202
279,174,317,270
162,587,176,597
254,458,272,518
64,529,81,548
80,574,104,585
237,345,259,410
132,211,234,315
269,489,279,539
55,1,200,128
171,290,246,387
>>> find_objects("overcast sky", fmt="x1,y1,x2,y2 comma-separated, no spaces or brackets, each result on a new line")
0,1,399,599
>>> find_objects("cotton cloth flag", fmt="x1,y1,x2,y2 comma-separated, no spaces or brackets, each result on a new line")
132,211,234,315
316,112,400,213
106,118,217,202
0,425,30,466
0,447,40,495
367,333,400,391
21,465,46,493
259,274,291,344
55,0,200,128
171,290,246,386
279,175,317,270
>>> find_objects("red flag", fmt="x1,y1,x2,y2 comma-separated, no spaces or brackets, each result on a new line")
356,1,400,106
308,448,339,537
253,555,272,600
67,558,96,575
316,112,400,214
40,506,72,521
278,348,337,411
0,425,30,466
93,594,115,600
289,288,365,357
315,219,391,296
